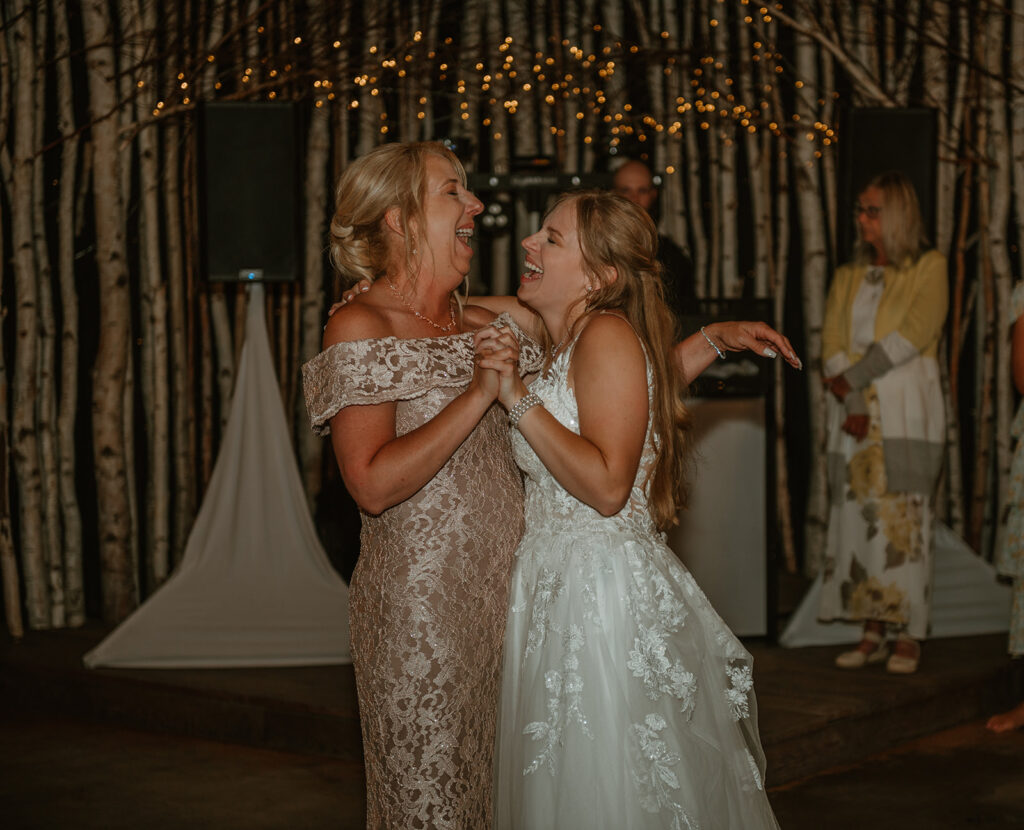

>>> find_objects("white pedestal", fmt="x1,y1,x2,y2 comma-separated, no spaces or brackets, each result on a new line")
666,397,768,636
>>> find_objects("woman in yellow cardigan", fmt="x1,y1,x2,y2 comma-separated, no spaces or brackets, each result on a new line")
818,171,948,675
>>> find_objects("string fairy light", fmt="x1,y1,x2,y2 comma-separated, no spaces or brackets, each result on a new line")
147,10,836,156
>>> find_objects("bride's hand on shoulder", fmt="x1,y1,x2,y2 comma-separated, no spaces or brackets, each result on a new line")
327,279,372,318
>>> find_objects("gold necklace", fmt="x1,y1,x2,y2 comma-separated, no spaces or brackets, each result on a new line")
385,276,457,333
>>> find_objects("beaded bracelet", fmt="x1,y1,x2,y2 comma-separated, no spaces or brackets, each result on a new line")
700,326,726,360
508,392,543,427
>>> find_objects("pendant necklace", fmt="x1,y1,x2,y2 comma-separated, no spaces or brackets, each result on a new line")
386,276,457,333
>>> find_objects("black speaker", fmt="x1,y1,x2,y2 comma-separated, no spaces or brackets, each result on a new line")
838,107,937,261
198,102,302,282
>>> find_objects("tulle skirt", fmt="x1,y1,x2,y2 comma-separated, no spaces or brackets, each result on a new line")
493,521,779,830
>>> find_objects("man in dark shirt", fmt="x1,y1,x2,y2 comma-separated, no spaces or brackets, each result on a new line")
612,159,696,318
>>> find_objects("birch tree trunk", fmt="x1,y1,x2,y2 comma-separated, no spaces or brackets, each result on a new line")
484,0,511,295
31,0,65,626
1013,0,1024,280
985,8,1013,546
0,343,19,637
202,6,235,439
661,0,687,259
712,8,739,297
165,118,193,566
773,136,798,574
199,291,215,487
682,3,707,295
7,3,48,628
132,0,171,589
922,0,966,533
115,0,140,607
737,16,770,297
579,0,599,173
53,0,84,625
763,15,799,573
970,65,996,555
508,0,539,170
422,2,442,140
356,1,386,156
891,0,922,107
793,27,830,575
163,1,193,565
0,8,22,637
819,47,837,268
83,0,136,621
299,102,332,504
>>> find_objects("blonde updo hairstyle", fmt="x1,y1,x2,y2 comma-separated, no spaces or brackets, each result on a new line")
551,190,692,530
328,141,468,288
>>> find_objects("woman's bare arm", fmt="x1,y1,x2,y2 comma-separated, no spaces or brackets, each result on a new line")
324,303,499,515
673,320,801,384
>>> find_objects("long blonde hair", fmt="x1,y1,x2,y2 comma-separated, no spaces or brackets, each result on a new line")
854,170,930,266
553,190,692,530
328,141,468,288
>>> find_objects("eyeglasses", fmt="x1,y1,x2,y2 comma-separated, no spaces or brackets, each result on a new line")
854,203,882,219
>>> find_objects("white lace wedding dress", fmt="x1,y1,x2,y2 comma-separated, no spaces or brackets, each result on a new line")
493,339,780,830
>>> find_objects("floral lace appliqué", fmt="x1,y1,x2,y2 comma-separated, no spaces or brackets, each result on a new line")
523,567,566,658
627,625,697,716
725,662,754,721
523,624,593,776
628,714,700,830
745,748,765,791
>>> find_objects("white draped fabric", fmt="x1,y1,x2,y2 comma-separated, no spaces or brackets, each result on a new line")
84,283,351,669
781,523,1011,647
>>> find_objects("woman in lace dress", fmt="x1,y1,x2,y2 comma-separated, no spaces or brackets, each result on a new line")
301,142,545,829
818,171,947,675
476,191,783,829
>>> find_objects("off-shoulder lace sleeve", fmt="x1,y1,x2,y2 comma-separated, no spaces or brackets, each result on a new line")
302,335,474,436
301,312,542,436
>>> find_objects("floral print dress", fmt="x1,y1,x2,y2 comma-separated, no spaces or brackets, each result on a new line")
818,267,935,640
996,282,1024,656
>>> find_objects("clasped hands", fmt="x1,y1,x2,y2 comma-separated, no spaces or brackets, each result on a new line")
472,325,527,411
823,374,868,441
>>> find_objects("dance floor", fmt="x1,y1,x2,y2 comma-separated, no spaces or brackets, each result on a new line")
1,623,1020,788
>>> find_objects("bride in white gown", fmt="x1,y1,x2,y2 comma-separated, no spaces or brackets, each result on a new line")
476,191,781,829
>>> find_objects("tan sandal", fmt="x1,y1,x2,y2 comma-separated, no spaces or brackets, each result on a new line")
835,629,889,669
886,634,920,674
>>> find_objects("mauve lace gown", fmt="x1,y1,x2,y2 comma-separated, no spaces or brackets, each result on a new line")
303,313,542,830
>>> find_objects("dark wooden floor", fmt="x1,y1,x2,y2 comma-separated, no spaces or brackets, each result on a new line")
2,622,1021,788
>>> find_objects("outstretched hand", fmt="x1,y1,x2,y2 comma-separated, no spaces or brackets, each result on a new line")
704,321,802,369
